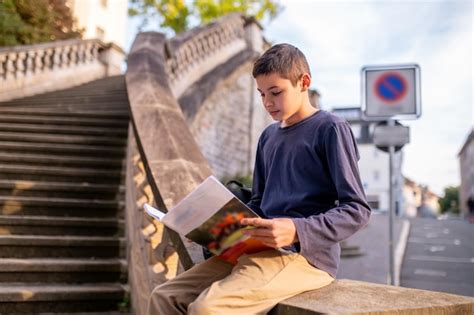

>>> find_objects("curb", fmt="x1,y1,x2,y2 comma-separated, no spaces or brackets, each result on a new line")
394,219,410,286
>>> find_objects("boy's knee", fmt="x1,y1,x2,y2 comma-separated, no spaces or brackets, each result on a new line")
148,284,179,314
187,296,216,315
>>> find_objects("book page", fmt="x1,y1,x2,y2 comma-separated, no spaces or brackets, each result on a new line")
144,203,166,221
162,176,235,234
185,196,262,256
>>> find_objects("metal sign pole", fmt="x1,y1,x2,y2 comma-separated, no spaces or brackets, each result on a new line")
388,119,396,286
361,63,421,287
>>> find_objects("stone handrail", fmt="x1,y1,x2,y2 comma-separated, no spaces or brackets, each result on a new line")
125,31,215,314
125,126,181,315
0,39,124,102
165,13,247,97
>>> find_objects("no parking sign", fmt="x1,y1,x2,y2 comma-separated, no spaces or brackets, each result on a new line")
361,64,421,121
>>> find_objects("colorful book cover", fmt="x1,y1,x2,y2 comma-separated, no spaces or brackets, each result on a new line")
144,176,269,264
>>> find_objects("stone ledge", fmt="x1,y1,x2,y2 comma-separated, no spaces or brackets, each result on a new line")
270,279,474,315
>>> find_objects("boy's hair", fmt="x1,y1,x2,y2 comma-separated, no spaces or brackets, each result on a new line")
252,43,311,86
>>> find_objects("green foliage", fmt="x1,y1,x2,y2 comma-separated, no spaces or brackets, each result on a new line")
129,0,282,34
129,0,191,34
0,0,83,47
438,186,460,214
195,0,280,24
117,295,130,312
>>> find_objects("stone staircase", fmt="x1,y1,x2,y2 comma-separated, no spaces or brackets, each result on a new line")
0,76,130,313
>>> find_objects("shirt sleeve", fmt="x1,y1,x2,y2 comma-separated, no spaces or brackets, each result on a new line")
291,121,371,254
246,137,266,218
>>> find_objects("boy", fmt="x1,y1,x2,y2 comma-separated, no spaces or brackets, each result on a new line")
147,43,371,314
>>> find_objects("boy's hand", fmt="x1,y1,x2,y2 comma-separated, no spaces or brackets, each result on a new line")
241,217,298,248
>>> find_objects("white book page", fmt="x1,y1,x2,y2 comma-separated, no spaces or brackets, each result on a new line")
162,176,234,235
144,203,166,221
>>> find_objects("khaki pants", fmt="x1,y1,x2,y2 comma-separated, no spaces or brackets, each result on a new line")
147,249,334,315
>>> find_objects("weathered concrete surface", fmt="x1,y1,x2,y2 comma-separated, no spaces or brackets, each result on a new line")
270,279,474,315
126,32,213,214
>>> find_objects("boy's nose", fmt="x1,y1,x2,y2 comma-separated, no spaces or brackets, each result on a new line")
263,96,273,108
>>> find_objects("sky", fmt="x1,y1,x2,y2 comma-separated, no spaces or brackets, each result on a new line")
126,0,473,195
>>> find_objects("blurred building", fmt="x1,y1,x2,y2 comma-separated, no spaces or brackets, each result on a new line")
403,177,421,217
332,107,403,213
68,0,128,49
458,128,474,218
403,177,440,217
309,89,321,109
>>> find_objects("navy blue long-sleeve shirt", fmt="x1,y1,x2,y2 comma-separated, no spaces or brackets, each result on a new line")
247,110,371,278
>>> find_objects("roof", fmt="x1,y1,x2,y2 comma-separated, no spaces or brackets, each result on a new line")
458,128,474,156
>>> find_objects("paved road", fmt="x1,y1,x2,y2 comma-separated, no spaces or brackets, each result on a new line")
400,217,474,297
337,212,404,284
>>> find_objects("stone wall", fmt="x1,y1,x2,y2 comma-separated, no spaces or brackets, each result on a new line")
189,61,272,180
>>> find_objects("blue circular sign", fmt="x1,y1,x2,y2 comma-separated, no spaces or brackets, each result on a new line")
375,72,407,103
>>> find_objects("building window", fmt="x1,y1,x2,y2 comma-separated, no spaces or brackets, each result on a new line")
374,170,379,181
367,195,380,210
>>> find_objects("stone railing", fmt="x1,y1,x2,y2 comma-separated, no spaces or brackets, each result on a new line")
124,125,181,315
0,39,124,102
125,31,214,314
165,13,247,97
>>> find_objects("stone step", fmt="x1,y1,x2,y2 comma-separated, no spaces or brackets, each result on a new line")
0,99,128,110
0,164,123,183
1,102,131,111
37,313,131,315
25,87,127,96
0,152,123,169
0,179,122,199
0,283,128,313
0,235,125,258
0,92,128,103
0,258,127,283
0,202,120,218
0,215,123,236
0,141,126,157
0,195,120,212
0,131,127,146
45,87,127,96
0,122,128,137
0,108,129,119
0,114,128,128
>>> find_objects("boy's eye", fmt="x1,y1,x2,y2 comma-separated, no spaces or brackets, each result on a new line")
271,91,281,96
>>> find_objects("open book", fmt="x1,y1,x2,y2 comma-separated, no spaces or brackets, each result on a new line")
144,176,269,264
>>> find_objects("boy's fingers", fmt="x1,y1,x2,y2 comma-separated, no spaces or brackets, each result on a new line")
244,228,274,238
241,218,273,227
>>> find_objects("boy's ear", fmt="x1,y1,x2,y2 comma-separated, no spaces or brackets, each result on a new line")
300,73,311,91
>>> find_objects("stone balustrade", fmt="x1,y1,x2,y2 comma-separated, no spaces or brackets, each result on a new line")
165,13,247,97
0,39,124,102
125,126,181,315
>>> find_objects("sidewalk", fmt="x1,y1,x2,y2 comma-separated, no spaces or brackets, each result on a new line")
337,212,407,284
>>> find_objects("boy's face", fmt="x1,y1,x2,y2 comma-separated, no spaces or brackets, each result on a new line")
256,72,311,127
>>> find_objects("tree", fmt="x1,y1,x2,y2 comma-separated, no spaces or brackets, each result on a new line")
438,186,460,214
0,0,83,47
129,0,282,34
